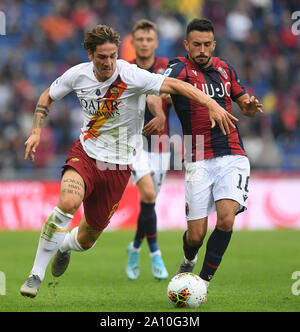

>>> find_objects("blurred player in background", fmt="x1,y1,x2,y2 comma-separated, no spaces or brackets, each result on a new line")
20,23,237,298
165,18,263,289
125,19,171,280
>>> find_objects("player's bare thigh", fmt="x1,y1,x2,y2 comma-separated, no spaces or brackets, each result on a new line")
57,167,85,215
215,199,240,232
136,173,156,203
77,214,102,249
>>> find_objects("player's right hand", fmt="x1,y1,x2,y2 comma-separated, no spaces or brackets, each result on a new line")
206,100,238,135
24,132,41,162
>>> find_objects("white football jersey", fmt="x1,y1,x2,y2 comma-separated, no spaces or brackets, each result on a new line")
49,59,166,164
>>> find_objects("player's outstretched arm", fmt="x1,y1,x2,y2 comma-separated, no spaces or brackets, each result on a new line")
236,94,263,117
143,95,166,135
160,77,238,135
24,87,54,162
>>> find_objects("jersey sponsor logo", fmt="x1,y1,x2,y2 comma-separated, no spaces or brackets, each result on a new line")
82,76,127,142
194,82,231,98
79,98,121,117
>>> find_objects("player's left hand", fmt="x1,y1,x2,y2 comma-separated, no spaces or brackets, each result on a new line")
142,114,166,135
243,96,263,117
24,130,41,162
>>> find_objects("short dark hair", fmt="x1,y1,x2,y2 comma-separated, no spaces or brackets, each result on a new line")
83,25,121,53
132,19,158,36
186,18,214,36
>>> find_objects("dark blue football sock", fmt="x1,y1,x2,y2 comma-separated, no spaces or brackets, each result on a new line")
200,227,232,282
133,202,158,252
183,230,203,261
133,204,145,249
139,202,158,253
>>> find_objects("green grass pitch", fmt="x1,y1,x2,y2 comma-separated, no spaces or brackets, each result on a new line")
0,230,299,312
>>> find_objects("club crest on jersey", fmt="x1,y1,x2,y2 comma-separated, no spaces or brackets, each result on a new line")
110,87,119,99
96,89,101,96
217,67,228,80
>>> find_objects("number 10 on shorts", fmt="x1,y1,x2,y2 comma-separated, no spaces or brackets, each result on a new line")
236,174,249,192
236,174,249,203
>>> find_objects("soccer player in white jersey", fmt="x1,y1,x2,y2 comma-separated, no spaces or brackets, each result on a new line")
20,24,238,298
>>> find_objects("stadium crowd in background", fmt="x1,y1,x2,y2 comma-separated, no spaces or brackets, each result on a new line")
0,0,299,178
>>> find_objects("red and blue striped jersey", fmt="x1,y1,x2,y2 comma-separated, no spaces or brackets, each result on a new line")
166,56,247,161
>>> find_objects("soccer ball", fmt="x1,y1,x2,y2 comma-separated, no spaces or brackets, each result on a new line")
167,273,207,308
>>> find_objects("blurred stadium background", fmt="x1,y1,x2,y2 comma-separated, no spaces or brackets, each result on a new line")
0,0,299,231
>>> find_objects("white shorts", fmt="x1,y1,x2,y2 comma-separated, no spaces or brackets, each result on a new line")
185,155,250,221
131,149,171,194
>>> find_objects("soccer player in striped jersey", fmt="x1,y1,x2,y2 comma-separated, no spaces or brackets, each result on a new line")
126,19,170,281
165,19,263,289
20,24,237,298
